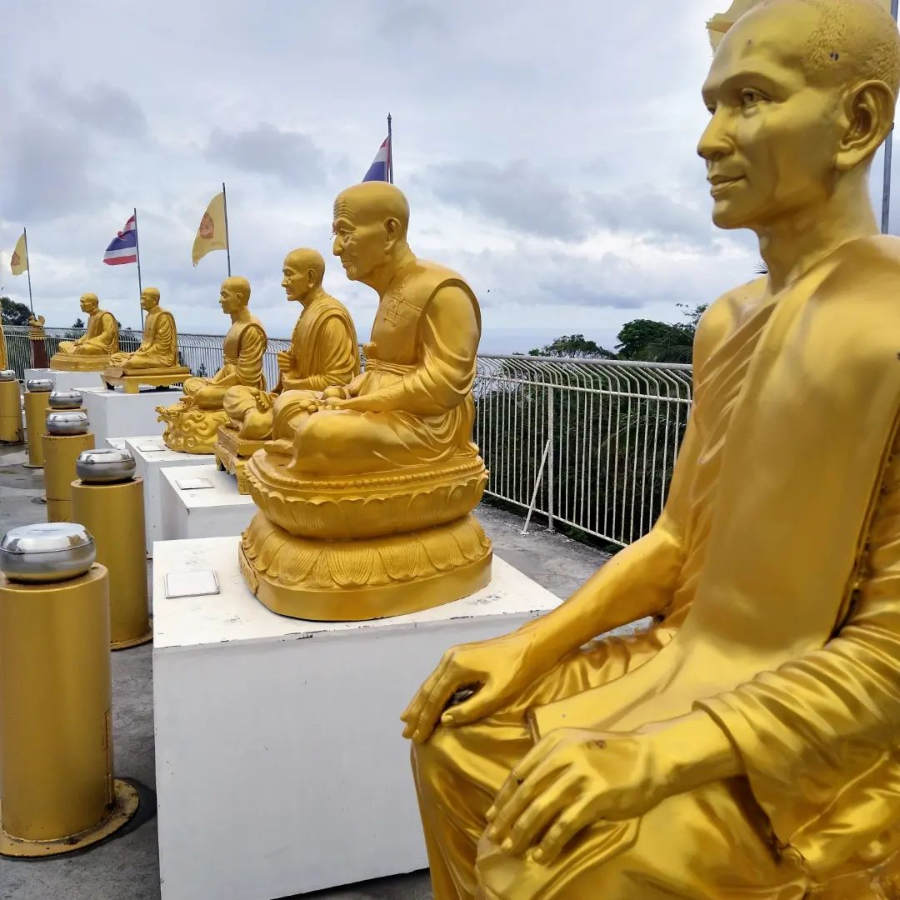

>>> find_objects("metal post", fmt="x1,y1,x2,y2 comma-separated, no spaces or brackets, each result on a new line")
547,384,556,532
22,227,34,315
133,207,145,327
222,182,232,277
387,113,393,184
885,0,900,234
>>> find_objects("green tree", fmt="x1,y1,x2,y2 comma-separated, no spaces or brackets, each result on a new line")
529,334,615,358
615,304,707,363
72,317,85,329
1,296,32,326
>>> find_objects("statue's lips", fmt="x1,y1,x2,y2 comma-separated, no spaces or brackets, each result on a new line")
709,175,745,197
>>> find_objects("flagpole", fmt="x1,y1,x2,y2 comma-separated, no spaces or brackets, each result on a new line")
883,0,899,234
22,226,34,315
133,207,145,327
222,181,232,277
387,113,393,184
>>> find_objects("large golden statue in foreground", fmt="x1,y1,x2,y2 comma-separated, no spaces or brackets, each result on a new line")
406,2,900,897
50,294,119,371
216,249,358,490
240,182,491,620
103,288,189,392
158,277,266,454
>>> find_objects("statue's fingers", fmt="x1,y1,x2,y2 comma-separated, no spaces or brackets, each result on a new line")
401,668,444,732
411,668,465,743
439,687,496,726
505,777,577,855
533,798,594,866
488,758,558,844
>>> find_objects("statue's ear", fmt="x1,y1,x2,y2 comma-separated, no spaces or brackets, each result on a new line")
835,80,896,171
383,217,402,250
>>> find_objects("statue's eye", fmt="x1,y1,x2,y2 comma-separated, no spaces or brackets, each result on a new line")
741,89,764,108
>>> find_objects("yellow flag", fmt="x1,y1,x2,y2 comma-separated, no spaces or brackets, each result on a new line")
192,191,228,267
10,232,28,275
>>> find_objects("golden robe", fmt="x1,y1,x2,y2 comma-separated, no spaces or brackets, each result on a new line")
279,292,358,393
113,307,178,370
274,260,481,475
56,309,118,358
182,316,266,407
413,235,900,899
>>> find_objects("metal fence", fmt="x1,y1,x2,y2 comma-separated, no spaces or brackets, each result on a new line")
3,325,694,547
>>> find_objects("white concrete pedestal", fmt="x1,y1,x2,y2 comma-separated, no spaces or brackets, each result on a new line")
160,464,255,542
122,438,216,556
26,368,106,391
153,537,558,900
80,387,178,448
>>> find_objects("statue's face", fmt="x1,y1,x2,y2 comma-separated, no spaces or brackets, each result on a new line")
140,291,159,312
698,7,844,231
281,262,309,302
332,208,388,282
79,295,97,314
219,284,245,314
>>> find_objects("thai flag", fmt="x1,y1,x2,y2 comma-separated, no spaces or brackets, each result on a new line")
103,214,138,265
362,136,391,182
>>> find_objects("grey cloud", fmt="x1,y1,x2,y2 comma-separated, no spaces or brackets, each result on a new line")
0,121,110,220
35,78,148,140
420,161,591,241
207,124,325,186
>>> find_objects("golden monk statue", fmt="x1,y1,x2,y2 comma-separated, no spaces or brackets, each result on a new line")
103,287,189,392
405,2,900,897
215,249,358,490
240,182,492,620
50,294,119,371
158,277,267,454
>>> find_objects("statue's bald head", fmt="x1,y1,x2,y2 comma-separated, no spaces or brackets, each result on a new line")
333,182,410,239
222,276,251,305
727,0,900,98
284,248,325,287
141,287,160,304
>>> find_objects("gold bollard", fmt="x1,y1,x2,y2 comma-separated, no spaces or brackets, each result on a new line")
0,379,22,443
72,476,151,649
23,390,51,467
43,431,95,522
0,548,139,857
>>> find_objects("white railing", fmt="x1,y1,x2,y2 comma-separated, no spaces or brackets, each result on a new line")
3,325,694,546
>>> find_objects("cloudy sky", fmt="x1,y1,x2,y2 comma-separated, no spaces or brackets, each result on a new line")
0,0,894,353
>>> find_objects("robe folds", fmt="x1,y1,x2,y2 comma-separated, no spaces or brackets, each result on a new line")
119,307,178,369
412,235,900,898
278,292,359,393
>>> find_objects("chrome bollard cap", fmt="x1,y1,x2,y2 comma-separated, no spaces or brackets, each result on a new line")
0,522,96,583
26,377,53,392
0,370,16,382
46,410,90,436
76,447,136,483
49,389,83,410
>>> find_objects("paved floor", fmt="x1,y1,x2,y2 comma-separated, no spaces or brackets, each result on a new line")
0,443,613,900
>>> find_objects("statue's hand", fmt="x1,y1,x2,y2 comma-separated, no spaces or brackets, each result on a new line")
485,727,666,864
401,630,540,743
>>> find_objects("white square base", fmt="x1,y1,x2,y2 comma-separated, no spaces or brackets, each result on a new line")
121,437,216,557
152,537,558,900
159,464,255,543
28,369,106,391
80,387,178,448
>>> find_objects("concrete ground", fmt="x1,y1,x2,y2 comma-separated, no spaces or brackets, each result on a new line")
0,442,613,900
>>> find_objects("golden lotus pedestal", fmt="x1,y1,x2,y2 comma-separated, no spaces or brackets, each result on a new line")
102,366,190,394
241,449,493,621
49,355,111,373
214,426,263,494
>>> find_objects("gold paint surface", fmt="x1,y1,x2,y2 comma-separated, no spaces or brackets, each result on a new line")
23,391,50,466
72,478,151,648
0,566,114,843
43,432,95,517
0,379,22,443
50,294,118,371
158,277,268,453
240,187,491,619
405,2,900,896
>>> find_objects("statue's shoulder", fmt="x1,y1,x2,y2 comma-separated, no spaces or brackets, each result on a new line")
695,276,767,362
408,260,475,300
317,292,355,320
823,235,900,302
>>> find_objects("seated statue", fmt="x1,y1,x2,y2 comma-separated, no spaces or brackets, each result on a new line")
103,287,189,392
403,3,900,898
239,182,492,621
50,294,119,371
215,249,358,490
158,277,267,454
